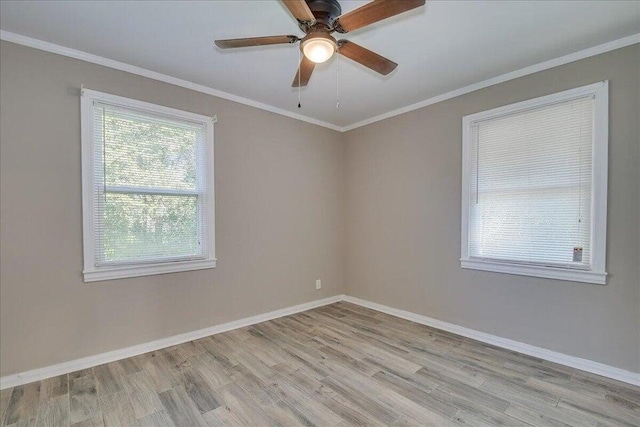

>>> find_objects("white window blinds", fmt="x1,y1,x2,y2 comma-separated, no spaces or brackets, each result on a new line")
468,96,594,268
92,102,207,266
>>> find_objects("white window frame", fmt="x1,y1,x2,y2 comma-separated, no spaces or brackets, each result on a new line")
81,89,216,282
460,81,608,285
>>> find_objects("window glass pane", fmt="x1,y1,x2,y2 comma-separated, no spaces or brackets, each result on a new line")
468,96,593,267
91,102,207,266
99,104,204,191
101,193,200,263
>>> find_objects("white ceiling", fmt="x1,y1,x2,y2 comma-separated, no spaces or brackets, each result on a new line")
1,1,639,128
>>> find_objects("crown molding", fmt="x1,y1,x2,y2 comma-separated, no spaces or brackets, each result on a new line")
341,33,640,131
1,30,639,133
0,30,343,132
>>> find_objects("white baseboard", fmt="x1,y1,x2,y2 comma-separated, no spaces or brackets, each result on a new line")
0,294,344,390
3,293,638,389
342,295,640,387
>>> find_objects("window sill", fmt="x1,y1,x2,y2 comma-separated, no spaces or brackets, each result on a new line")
84,258,217,282
460,258,606,285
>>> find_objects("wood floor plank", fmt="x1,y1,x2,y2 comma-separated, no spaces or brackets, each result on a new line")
167,341,203,359
374,389,459,427
429,380,510,413
271,362,383,427
139,352,179,394
413,358,486,388
505,403,597,427
136,410,175,427
93,363,125,397
260,399,312,427
319,345,377,375
198,336,239,367
203,404,248,426
121,371,163,419
318,395,386,427
460,359,532,386
431,387,521,426
157,387,208,427
98,391,138,427
320,376,400,424
5,303,637,427
190,353,232,389
503,359,573,383
37,375,68,403
201,409,230,426
0,388,13,425
351,330,413,358
34,395,68,427
69,372,101,425
3,419,38,427
452,408,529,427
232,351,277,384
212,384,276,426
605,392,640,411
557,397,640,427
317,329,421,376
70,416,105,427
69,369,94,381
479,376,560,408
371,370,458,419
270,375,343,427
116,357,144,377
181,368,221,414
568,370,640,403
228,366,279,406
161,348,191,375
3,382,41,426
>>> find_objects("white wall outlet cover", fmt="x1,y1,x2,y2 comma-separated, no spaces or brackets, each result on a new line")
316,279,322,290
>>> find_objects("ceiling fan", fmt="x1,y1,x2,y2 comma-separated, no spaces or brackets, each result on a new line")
215,0,426,87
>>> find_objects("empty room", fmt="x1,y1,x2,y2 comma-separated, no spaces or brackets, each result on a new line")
0,0,639,426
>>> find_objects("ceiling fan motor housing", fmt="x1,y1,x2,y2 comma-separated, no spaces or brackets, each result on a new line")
301,0,342,31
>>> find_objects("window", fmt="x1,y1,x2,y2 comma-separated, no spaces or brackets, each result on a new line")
81,89,215,282
460,82,608,284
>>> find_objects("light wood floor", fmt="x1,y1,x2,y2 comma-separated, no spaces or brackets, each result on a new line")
1,302,639,427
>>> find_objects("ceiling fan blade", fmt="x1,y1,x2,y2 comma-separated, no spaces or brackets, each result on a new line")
335,0,425,33
281,0,316,23
337,40,397,75
292,56,316,87
215,35,299,49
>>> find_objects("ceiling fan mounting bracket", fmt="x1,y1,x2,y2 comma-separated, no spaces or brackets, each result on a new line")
298,0,342,32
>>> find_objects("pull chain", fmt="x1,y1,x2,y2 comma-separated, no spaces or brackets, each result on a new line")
336,45,340,108
298,47,302,108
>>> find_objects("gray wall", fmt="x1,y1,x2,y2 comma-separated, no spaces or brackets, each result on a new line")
0,41,345,377
344,45,640,373
2,40,638,377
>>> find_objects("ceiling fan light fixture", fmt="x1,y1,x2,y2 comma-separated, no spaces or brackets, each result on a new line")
301,33,337,64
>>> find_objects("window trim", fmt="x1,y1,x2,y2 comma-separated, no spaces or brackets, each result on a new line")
460,81,608,285
81,89,216,282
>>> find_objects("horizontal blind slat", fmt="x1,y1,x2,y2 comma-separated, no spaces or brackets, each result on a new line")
93,103,206,265
469,96,593,266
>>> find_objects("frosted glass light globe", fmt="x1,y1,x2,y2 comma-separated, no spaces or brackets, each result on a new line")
302,37,336,63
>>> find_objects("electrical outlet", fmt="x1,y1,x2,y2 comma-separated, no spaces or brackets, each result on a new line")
315,279,322,290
